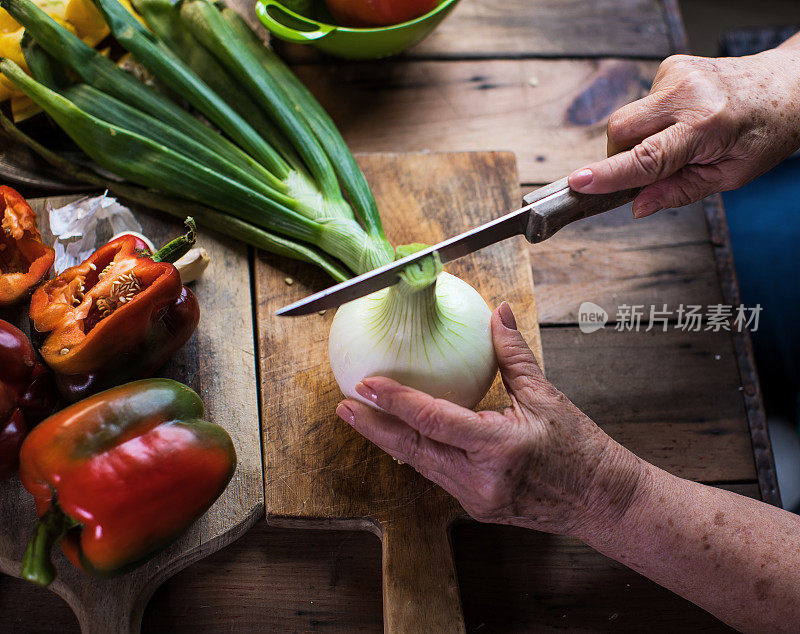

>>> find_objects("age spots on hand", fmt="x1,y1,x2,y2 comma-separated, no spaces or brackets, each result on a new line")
754,577,773,601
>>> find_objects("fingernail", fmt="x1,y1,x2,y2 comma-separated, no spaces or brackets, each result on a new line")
336,402,356,425
569,168,593,190
633,201,661,218
355,380,379,403
498,301,517,330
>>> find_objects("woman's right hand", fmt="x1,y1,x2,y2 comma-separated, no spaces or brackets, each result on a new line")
568,39,800,218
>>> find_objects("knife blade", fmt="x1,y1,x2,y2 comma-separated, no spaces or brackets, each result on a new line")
276,176,638,316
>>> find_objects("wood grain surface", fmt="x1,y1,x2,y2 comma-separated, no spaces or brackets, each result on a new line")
0,0,775,630
0,180,765,634
0,199,263,632
530,201,722,324
542,328,756,482
289,58,658,185
269,0,675,62
256,151,540,633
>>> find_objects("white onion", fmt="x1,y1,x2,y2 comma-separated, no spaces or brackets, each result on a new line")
329,265,497,409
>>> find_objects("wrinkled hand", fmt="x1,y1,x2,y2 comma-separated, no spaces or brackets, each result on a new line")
336,302,645,538
568,47,800,218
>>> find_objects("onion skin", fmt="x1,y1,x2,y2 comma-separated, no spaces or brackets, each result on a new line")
329,271,497,409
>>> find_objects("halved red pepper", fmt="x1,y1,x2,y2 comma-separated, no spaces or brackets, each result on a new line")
0,186,55,306
0,319,58,481
18,378,236,585
29,219,200,401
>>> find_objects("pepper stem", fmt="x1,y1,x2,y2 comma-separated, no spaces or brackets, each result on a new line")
20,505,77,586
152,217,197,263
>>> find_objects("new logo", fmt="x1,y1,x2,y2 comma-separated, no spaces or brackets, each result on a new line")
578,302,608,334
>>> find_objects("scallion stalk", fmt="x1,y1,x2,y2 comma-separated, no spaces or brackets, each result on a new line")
180,0,392,268
62,84,303,210
221,6,388,242
1,58,376,274
0,113,351,282
129,0,343,224
176,0,374,222
1,0,283,191
132,0,301,171
88,0,293,180
22,40,300,209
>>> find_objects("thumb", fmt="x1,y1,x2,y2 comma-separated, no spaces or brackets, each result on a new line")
491,302,545,401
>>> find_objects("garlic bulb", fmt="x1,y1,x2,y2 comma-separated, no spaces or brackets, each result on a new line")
329,250,497,409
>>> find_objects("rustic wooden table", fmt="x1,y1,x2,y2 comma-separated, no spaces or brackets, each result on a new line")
0,0,778,631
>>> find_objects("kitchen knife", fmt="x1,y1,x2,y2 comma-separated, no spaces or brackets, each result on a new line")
276,176,638,316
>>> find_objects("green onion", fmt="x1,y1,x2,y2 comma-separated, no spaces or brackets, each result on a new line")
7,0,396,275
92,0,364,227
129,0,346,224
84,0,293,190
131,0,301,171
0,113,351,282
1,0,282,191
0,58,375,274
180,0,392,268
20,33,69,90
88,0,291,180
62,84,302,210
221,6,387,242
22,40,300,209
176,0,375,219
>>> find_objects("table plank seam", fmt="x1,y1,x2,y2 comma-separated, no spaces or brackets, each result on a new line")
702,196,780,507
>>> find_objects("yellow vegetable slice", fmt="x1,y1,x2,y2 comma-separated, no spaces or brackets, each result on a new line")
0,7,21,32
65,0,107,45
0,0,142,101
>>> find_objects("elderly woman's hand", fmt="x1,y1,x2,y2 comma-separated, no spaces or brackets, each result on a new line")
568,46,800,218
336,302,645,538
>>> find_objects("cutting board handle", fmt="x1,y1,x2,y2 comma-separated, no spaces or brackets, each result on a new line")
381,513,465,633
49,578,143,634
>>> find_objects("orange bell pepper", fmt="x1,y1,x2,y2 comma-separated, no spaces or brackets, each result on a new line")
0,186,55,305
29,218,200,401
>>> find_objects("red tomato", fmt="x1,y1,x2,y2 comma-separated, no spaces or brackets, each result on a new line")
324,0,439,27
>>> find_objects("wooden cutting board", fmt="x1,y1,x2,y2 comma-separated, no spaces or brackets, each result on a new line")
257,151,543,633
0,205,263,633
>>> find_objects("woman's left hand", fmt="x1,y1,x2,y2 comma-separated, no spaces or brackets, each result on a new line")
336,302,645,539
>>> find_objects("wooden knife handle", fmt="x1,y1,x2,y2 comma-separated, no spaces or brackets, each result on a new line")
523,176,640,243
381,512,465,634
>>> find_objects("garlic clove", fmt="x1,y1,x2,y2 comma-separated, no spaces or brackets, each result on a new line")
173,247,211,284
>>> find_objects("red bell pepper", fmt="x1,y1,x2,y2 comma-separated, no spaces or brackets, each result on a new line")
29,218,200,401
0,186,55,306
0,319,58,481
19,378,236,585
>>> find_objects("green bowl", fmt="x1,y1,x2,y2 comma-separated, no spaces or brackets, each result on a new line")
255,0,460,59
